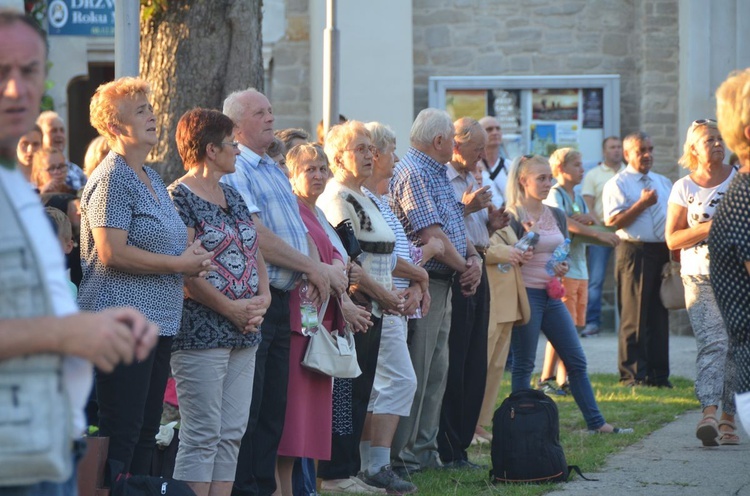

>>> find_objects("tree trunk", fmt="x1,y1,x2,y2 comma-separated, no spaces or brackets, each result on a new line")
140,0,264,182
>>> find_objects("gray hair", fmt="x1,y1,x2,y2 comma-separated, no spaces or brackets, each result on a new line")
622,132,651,154
275,127,310,152
453,117,484,144
364,122,396,152
410,108,453,147
222,87,262,122
36,110,62,127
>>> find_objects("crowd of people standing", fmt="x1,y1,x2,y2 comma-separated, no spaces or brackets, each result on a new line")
3,8,750,496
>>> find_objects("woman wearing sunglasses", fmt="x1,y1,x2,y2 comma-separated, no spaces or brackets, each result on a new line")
668,119,738,446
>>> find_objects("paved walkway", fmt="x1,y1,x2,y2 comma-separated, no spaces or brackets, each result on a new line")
538,333,750,496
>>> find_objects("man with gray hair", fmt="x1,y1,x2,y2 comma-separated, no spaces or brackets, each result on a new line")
438,117,494,469
36,110,87,190
389,109,482,475
221,88,341,496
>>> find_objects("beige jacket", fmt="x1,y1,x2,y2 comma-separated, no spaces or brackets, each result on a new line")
485,226,531,328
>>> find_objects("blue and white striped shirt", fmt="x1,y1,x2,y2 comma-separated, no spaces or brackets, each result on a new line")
221,144,308,290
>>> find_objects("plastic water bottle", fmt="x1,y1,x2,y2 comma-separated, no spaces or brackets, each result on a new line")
498,231,540,273
299,275,319,336
545,238,571,276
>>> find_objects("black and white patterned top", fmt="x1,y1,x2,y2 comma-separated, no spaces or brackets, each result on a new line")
78,151,187,336
169,182,262,350
708,172,750,336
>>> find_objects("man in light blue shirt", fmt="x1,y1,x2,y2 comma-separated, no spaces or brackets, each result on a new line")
222,88,338,496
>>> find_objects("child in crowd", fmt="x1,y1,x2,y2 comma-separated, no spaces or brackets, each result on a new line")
540,148,619,394
45,206,77,298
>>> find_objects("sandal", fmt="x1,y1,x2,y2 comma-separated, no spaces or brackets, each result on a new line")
718,420,741,446
696,414,719,447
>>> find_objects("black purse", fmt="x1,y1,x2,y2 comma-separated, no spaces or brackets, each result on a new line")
334,219,363,260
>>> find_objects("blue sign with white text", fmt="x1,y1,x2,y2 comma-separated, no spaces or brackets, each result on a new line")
47,0,115,37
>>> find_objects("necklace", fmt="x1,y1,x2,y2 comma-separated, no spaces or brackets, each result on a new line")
189,176,229,212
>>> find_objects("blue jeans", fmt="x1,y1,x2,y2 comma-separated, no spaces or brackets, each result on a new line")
585,244,613,327
511,288,606,430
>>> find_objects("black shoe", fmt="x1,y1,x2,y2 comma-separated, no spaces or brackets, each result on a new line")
391,465,420,479
442,459,484,470
538,380,567,396
363,465,417,494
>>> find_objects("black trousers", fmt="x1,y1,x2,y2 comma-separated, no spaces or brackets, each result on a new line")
97,335,173,483
233,289,291,496
318,316,382,480
437,265,489,463
615,241,670,384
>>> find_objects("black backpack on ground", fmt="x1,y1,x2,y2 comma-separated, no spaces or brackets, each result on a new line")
490,389,570,483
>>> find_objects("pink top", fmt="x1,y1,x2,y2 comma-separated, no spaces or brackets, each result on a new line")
521,207,564,289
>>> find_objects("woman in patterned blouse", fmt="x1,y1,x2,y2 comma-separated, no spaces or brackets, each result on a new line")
80,77,216,483
168,108,271,496
708,68,750,440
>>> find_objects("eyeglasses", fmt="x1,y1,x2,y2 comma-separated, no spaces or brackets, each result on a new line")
46,163,67,173
691,118,716,128
345,144,376,155
484,126,501,132
220,141,240,149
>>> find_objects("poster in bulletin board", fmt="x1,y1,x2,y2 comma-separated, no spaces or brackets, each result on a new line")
429,75,620,168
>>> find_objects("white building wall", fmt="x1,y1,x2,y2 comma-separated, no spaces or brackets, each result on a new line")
678,0,750,158
309,0,413,156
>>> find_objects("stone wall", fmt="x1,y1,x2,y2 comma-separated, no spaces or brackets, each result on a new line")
272,0,681,174
412,0,681,177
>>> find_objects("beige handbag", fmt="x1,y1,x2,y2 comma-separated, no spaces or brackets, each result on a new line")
659,253,685,310
301,297,362,379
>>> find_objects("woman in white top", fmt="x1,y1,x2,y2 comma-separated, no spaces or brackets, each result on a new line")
666,119,739,446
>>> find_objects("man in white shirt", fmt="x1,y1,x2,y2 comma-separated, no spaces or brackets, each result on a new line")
602,132,672,388
0,10,157,494
580,136,624,336
478,116,510,207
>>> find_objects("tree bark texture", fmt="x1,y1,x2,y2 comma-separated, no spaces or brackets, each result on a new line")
140,0,264,182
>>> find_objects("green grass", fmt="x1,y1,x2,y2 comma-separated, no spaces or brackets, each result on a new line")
369,374,698,496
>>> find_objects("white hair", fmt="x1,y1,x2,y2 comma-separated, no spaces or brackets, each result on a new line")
222,87,262,122
364,121,396,152
410,108,453,147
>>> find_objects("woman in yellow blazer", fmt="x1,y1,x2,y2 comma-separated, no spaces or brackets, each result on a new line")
473,224,532,443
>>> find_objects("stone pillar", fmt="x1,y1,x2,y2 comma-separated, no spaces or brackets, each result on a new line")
636,0,680,177
678,0,750,151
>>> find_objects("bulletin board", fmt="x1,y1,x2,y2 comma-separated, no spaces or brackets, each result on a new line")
428,75,620,170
